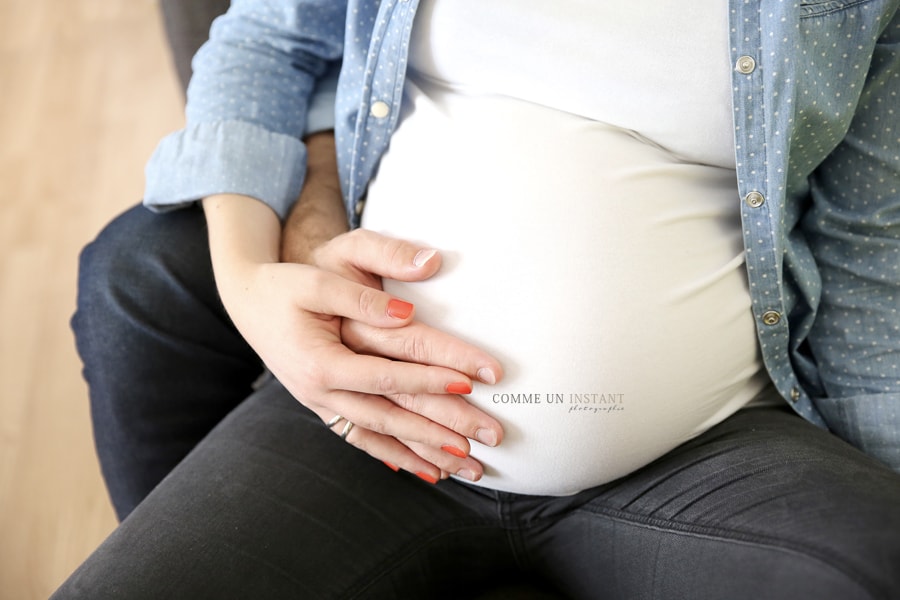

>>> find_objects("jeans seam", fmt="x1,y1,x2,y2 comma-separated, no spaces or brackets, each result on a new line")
573,505,876,598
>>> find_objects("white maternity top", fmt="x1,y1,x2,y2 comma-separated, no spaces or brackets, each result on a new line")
360,0,774,495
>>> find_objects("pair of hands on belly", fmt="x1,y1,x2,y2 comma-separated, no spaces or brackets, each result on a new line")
203,132,503,484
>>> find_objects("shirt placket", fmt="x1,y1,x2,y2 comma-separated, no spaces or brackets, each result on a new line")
729,1,823,425
347,0,419,227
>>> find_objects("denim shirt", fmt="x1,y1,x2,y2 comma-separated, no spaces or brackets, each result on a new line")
144,0,900,471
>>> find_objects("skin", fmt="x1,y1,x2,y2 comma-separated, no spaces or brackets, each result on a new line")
203,131,505,484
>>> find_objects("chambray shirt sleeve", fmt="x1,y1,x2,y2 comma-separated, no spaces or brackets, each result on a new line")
143,0,346,220
803,11,900,470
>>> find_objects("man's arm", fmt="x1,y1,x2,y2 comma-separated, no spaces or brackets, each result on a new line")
803,9,900,470
145,0,346,220
281,131,348,263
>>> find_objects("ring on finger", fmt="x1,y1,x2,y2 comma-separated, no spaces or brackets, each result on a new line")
339,421,355,440
325,414,345,428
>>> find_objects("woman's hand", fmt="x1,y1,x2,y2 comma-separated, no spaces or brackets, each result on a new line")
204,193,504,484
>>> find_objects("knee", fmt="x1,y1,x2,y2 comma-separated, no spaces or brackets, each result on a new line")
71,204,219,371
74,204,210,322
77,206,146,303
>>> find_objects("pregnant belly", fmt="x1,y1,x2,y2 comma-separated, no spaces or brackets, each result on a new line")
361,89,768,495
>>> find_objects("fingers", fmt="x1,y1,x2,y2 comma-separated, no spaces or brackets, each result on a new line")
342,319,503,386
282,342,491,448
303,343,480,398
385,391,503,449
287,263,418,328
314,392,486,483
311,228,443,284
298,342,504,445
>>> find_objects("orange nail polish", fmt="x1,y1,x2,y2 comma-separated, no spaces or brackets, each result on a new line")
445,382,472,395
415,471,439,485
382,461,400,472
387,299,414,319
441,444,468,459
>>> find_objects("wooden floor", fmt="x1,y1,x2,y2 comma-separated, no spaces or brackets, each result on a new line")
0,0,184,596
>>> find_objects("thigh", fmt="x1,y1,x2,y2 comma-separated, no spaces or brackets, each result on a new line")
52,379,519,600
526,407,900,600
73,204,262,520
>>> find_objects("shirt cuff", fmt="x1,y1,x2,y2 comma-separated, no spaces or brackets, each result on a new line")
143,120,307,221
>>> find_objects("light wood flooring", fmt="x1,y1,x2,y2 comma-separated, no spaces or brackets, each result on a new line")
0,0,184,596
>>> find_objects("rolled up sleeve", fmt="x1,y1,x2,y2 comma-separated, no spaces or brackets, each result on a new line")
144,0,345,220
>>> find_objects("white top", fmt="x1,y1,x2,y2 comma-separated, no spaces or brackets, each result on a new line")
361,0,772,495
406,0,737,169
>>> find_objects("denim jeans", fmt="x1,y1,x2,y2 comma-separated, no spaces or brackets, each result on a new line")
65,205,900,599
72,204,263,520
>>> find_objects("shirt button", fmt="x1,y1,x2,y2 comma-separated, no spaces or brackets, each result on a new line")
370,101,391,119
354,200,366,216
744,191,765,208
762,311,781,326
736,55,756,74
790,387,801,402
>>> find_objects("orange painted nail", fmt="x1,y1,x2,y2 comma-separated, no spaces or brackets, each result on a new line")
445,382,472,395
382,461,400,472
416,472,439,485
387,299,414,319
441,444,468,459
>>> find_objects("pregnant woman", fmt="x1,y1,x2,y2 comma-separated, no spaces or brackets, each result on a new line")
58,1,900,598
359,8,773,492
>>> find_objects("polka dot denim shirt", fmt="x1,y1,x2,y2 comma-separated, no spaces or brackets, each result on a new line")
145,0,900,471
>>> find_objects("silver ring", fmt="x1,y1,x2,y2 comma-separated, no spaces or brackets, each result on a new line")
326,414,345,428
339,421,355,440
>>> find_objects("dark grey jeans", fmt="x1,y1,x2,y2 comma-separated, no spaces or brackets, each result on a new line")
54,377,900,599
62,206,900,599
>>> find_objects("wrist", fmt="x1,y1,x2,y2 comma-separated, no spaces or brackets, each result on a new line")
281,131,347,263
203,193,281,272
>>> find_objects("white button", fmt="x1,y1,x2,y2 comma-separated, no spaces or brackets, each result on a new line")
354,200,366,216
736,56,756,74
790,387,801,402
370,101,390,119
744,191,765,208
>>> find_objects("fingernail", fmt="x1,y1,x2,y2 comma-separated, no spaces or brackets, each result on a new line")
475,428,498,447
456,469,478,482
387,298,414,319
476,368,496,385
441,444,468,459
416,471,439,485
413,248,437,267
445,382,472,395
382,461,400,472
